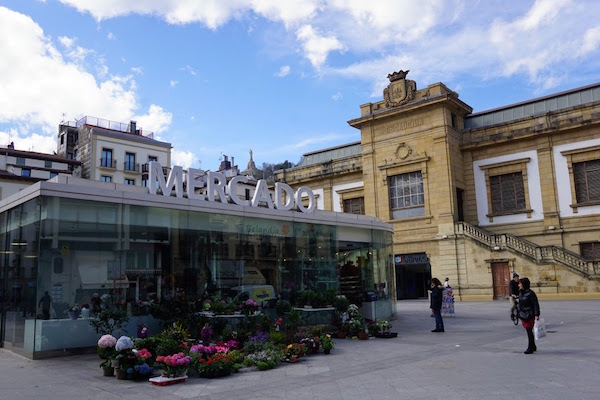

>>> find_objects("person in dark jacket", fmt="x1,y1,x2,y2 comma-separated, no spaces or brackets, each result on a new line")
518,277,540,354
430,277,444,332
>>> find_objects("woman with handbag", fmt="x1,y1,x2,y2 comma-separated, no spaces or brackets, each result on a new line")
518,277,540,354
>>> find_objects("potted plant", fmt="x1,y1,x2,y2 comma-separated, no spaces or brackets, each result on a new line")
374,320,397,338
114,336,136,380
97,334,117,376
67,305,81,320
320,334,334,354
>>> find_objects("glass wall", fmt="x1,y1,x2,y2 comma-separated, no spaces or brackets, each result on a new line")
0,195,394,356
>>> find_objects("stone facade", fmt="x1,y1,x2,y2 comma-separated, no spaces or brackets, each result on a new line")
275,72,600,300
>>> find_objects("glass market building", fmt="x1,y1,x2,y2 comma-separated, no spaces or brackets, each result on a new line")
0,175,394,358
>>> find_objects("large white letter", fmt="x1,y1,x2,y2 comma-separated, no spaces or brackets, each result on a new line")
274,182,294,211
227,176,250,206
148,162,183,197
207,171,227,202
251,179,274,209
148,161,164,195
186,168,206,201
295,186,316,214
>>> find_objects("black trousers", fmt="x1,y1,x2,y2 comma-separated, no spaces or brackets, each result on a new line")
526,327,536,350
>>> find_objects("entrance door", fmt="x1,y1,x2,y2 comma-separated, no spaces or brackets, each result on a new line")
491,262,510,299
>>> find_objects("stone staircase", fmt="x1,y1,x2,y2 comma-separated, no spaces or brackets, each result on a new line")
455,222,600,279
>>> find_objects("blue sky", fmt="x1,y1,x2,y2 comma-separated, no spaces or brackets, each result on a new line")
1,1,599,171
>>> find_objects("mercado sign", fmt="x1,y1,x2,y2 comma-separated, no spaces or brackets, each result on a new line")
147,162,316,214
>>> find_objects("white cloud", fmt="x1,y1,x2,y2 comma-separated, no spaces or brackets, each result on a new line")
134,105,173,135
58,35,74,48
107,31,116,40
276,65,290,77
0,6,171,143
182,65,197,76
331,92,342,102
170,80,179,88
56,0,600,93
171,149,197,170
296,25,345,69
131,66,143,75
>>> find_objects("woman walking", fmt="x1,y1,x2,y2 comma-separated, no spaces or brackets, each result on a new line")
430,278,444,332
518,277,540,354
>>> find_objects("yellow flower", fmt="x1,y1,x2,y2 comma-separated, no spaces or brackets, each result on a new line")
326,334,331,338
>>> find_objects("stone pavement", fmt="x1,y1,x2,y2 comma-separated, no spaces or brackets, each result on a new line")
1,299,599,400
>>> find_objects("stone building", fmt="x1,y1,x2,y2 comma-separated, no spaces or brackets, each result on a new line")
276,71,600,300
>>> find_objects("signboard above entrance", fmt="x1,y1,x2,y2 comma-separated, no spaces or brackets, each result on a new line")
147,162,316,214
395,253,429,265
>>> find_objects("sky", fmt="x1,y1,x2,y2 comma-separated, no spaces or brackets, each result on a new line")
0,0,599,171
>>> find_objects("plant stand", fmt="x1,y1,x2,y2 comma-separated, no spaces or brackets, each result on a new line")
149,375,188,386
374,332,398,338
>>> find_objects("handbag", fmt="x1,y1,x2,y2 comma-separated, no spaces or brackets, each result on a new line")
518,309,533,320
534,318,546,340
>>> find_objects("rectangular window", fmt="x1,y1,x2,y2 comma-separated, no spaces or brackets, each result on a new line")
142,174,148,187
101,148,113,168
343,197,365,215
50,172,58,179
389,171,424,218
573,159,600,203
148,156,158,163
101,175,112,183
16,157,26,166
21,168,31,177
490,172,526,214
45,160,52,168
60,134,64,145
125,178,135,185
125,152,136,171
580,242,600,260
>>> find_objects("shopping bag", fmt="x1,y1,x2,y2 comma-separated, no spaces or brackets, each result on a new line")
534,318,546,340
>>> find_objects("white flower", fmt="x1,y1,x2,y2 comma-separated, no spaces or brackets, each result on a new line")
115,336,134,351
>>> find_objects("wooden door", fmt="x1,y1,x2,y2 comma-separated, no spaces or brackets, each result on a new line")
491,262,510,299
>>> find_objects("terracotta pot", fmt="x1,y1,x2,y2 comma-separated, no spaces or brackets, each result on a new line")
336,331,347,339
102,366,114,377
358,332,369,340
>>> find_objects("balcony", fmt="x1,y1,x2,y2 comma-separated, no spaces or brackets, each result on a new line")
124,162,140,173
142,163,169,176
99,158,117,169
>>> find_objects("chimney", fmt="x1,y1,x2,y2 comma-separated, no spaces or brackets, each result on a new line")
130,120,137,134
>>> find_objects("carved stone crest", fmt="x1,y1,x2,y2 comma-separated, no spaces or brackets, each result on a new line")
383,70,416,108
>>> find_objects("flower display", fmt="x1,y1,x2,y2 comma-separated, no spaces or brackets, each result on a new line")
98,334,117,349
97,334,117,368
156,352,192,378
132,363,153,378
115,336,134,352
320,334,334,352
243,299,259,315
197,353,234,378
68,305,81,313
136,348,152,360
200,323,213,343
300,337,319,354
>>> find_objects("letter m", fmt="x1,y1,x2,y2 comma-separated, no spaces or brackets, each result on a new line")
148,161,183,197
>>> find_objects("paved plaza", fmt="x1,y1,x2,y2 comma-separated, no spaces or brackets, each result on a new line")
1,299,599,400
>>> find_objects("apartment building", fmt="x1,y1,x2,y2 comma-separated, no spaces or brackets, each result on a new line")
57,116,171,187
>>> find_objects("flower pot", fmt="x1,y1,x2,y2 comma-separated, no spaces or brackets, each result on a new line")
115,367,129,380
323,348,331,354
67,311,80,320
358,332,369,340
81,308,90,319
336,331,347,339
102,365,115,377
